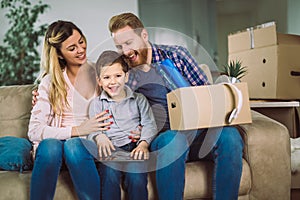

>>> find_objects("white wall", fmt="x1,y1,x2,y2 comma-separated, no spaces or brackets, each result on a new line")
288,0,300,35
138,0,218,70
0,0,138,61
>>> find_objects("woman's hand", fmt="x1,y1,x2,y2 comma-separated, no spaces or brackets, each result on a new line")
32,89,39,107
72,110,112,137
128,125,142,142
130,141,149,160
94,133,115,157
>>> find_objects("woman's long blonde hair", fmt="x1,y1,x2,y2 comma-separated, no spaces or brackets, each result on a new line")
37,20,86,115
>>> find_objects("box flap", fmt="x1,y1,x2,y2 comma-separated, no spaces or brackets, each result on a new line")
277,33,300,45
228,22,277,53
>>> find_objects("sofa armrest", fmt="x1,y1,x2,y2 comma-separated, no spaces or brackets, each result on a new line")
238,110,291,200
0,84,37,138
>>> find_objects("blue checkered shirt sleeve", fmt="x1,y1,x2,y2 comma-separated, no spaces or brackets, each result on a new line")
152,44,210,86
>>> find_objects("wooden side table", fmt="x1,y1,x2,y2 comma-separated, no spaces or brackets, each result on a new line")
250,100,300,138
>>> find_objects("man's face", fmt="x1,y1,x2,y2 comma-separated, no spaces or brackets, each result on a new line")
112,26,148,68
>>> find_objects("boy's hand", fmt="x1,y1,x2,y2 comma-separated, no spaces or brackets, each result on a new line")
94,133,115,158
131,141,149,160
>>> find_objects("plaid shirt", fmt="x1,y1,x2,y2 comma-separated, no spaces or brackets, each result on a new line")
127,43,209,90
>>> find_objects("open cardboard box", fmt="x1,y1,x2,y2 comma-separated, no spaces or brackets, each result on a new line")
228,22,300,99
167,82,252,130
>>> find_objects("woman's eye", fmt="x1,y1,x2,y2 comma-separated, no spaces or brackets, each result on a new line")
116,45,122,50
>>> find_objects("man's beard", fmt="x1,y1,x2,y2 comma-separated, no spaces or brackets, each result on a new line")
128,48,148,68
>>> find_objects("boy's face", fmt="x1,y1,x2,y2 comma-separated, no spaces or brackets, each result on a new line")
112,25,149,68
98,63,128,101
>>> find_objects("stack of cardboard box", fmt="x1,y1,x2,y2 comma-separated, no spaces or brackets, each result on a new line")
228,21,300,138
228,22,300,198
228,22,300,100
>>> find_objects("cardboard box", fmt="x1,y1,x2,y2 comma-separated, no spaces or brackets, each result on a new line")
228,22,300,99
167,82,252,130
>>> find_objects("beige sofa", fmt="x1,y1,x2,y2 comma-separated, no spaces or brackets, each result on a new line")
0,84,291,200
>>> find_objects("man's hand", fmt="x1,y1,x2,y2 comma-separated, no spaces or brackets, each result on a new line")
94,133,115,157
130,141,149,160
128,125,142,142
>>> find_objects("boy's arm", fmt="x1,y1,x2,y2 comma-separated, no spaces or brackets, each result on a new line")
88,97,115,157
135,93,158,145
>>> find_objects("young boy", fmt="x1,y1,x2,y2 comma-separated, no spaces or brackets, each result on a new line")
88,50,157,200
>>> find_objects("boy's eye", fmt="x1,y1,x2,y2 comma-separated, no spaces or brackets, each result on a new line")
116,74,122,77
103,76,109,79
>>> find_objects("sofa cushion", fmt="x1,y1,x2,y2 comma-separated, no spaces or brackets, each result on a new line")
0,136,33,172
0,84,37,138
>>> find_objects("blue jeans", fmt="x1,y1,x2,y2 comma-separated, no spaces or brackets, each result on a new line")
30,138,100,200
150,127,244,200
99,142,148,200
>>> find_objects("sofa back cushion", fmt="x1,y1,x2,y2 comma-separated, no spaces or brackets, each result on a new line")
0,84,37,138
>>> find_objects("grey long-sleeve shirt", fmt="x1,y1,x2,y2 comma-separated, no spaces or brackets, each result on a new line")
88,85,158,147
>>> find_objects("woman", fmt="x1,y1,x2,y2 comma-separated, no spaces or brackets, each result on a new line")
28,20,110,200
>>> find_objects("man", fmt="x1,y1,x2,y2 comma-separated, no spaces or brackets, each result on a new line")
108,12,244,200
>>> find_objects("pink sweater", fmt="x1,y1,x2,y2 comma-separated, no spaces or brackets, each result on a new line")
28,70,94,155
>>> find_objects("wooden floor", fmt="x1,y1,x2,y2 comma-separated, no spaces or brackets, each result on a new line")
291,189,300,200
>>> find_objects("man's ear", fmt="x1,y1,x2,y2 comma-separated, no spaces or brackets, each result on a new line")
141,29,148,42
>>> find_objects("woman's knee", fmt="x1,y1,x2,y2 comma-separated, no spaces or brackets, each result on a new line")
35,139,63,163
64,138,95,164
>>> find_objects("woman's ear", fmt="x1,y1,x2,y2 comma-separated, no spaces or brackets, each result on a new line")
57,53,64,60
96,76,102,87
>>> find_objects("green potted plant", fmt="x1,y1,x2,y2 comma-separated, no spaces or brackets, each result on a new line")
220,60,247,83
0,0,49,86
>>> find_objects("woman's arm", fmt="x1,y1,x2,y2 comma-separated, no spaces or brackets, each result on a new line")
28,76,111,143
28,76,72,142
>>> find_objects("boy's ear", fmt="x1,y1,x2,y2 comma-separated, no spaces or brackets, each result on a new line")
125,72,129,83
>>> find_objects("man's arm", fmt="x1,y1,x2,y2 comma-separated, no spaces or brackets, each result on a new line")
174,46,210,86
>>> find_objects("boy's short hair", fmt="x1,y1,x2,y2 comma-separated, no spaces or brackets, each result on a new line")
95,50,129,77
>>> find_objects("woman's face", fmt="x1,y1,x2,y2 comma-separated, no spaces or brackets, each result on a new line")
60,29,87,67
